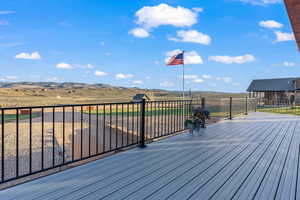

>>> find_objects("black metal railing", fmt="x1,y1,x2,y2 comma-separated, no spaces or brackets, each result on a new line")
0,98,254,184
256,97,300,116
0,100,194,184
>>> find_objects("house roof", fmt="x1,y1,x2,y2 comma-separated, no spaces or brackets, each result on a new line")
284,0,300,51
132,93,150,101
247,78,298,92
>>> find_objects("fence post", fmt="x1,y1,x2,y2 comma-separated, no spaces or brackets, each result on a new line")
201,97,206,109
229,97,232,120
245,97,248,115
255,98,257,112
139,99,146,148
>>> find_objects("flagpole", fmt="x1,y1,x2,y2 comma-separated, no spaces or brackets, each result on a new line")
182,50,185,100
182,62,185,99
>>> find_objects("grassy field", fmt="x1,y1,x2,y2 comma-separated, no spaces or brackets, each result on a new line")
0,113,40,122
258,106,300,116
0,84,247,108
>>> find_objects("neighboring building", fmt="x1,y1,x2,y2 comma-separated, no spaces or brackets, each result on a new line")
247,77,300,104
132,93,151,102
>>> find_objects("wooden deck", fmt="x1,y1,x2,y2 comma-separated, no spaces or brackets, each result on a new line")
1,112,300,200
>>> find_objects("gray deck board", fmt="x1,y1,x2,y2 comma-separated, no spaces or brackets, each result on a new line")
1,112,300,200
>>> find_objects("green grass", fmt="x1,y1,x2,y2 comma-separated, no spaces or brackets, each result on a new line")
257,106,300,116
0,113,40,122
84,107,192,116
210,112,229,117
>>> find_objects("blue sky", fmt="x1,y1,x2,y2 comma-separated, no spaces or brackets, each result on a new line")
0,0,299,92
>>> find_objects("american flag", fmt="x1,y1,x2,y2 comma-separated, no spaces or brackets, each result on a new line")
166,52,184,66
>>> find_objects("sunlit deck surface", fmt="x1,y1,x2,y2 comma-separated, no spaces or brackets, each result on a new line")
1,112,300,200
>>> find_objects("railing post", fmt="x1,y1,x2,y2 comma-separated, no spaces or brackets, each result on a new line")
255,98,257,112
139,99,146,148
245,97,248,115
229,97,232,120
201,97,206,109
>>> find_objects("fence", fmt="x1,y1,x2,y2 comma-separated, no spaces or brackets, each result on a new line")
257,98,300,116
0,98,255,184
193,97,256,120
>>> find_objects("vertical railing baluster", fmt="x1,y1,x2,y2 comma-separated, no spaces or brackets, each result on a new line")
173,101,176,133
72,106,74,161
121,104,124,147
88,106,91,156
52,107,55,167
132,104,134,144
110,104,112,150
229,97,233,120
155,102,157,138
167,102,170,134
140,99,146,148
96,105,99,154
41,108,44,169
62,107,65,164
16,109,19,178
103,105,106,152
158,102,160,137
145,102,148,140
1,109,4,182
150,102,153,139
29,108,32,173
127,104,129,146
136,103,139,143
80,106,83,159
163,101,166,135
175,101,179,132
116,104,118,149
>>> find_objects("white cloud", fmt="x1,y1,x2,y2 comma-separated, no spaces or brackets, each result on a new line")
15,51,41,60
82,64,94,69
192,78,204,83
0,11,15,15
283,61,295,67
116,73,134,80
133,80,143,84
5,75,18,80
239,0,281,6
0,20,9,25
58,21,72,27
169,30,211,45
274,31,295,42
56,62,73,70
216,77,232,83
135,4,198,29
46,77,60,82
160,81,174,87
129,28,150,38
184,74,198,79
192,7,203,12
202,74,212,79
94,70,107,76
259,20,283,29
165,49,204,65
209,54,256,64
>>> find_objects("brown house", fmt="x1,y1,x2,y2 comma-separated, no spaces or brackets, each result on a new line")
247,77,300,104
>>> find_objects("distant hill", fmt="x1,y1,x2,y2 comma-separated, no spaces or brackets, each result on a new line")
0,82,116,89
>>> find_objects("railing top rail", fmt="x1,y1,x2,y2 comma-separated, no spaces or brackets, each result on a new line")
0,101,141,110
0,99,196,110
